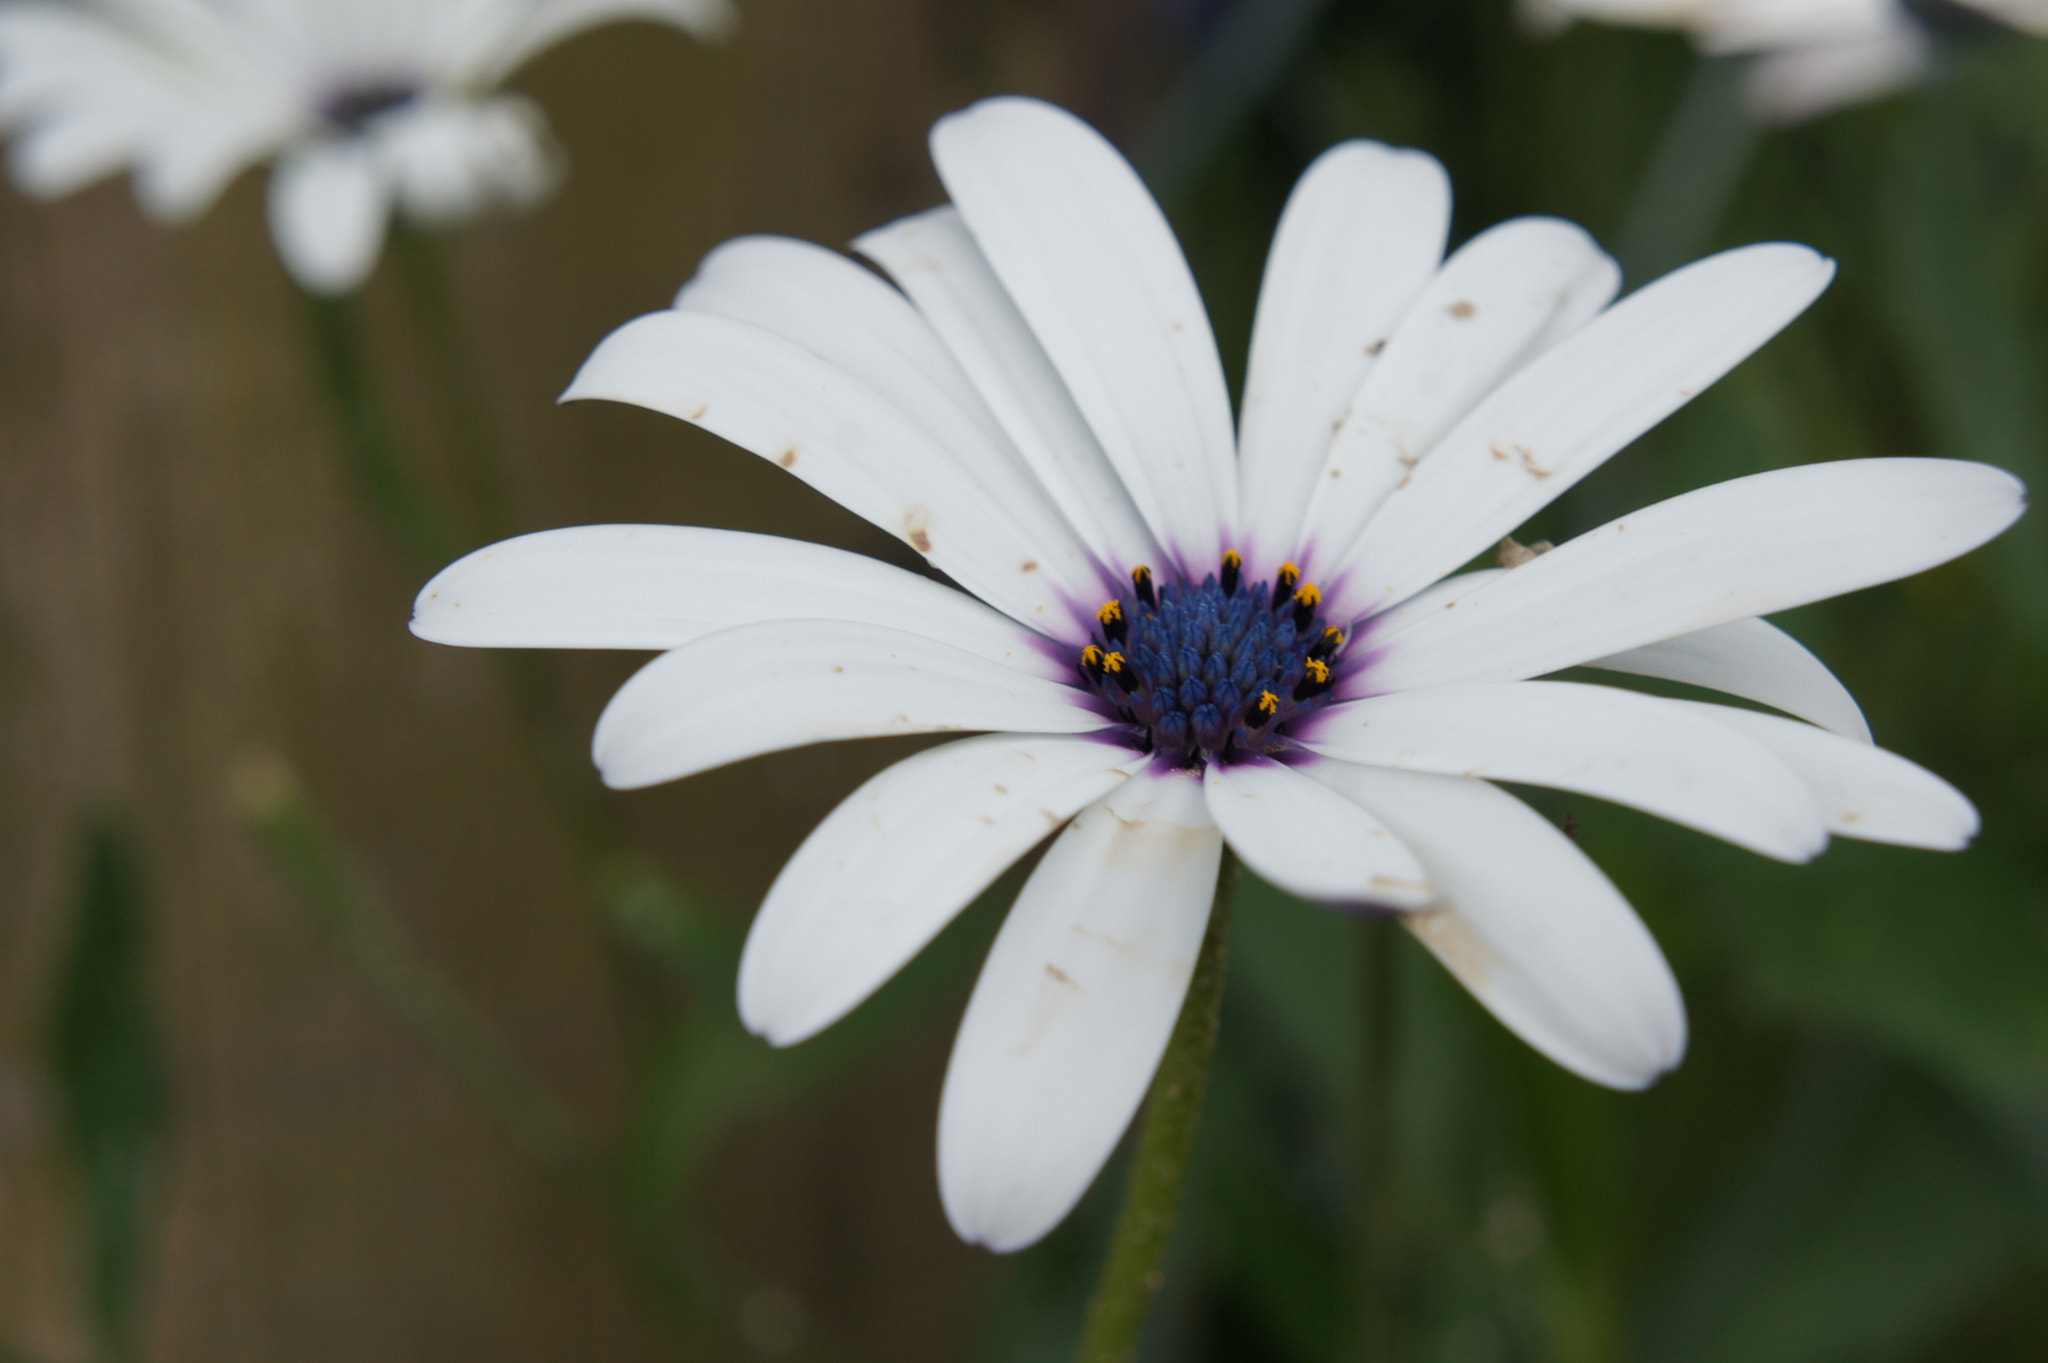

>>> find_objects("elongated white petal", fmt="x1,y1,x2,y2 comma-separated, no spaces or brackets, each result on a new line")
456,0,738,85
410,524,1068,681
1744,29,1930,125
674,234,1020,473
564,309,1105,634
856,207,1163,575
1664,701,1978,849
1366,458,2028,692
1589,617,1869,741
591,621,1101,789
939,769,1221,1252
1304,762,1685,1089
1332,244,1835,619
1203,757,1433,907
1301,218,1620,573
267,138,390,294
1237,140,1450,569
1300,681,1826,861
739,734,1145,1047
932,96,1239,571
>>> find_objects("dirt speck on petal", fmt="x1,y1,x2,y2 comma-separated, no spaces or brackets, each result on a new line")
903,503,934,553
1405,908,1490,987
1448,300,1477,319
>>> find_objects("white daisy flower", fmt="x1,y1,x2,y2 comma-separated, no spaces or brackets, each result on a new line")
1525,0,2048,122
0,0,735,292
410,97,2024,1252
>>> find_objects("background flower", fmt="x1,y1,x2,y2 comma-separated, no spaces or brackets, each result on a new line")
1525,0,2048,120
0,0,735,290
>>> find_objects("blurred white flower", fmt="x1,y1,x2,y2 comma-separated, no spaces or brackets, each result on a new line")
0,0,735,292
1525,0,2048,121
412,97,2025,1251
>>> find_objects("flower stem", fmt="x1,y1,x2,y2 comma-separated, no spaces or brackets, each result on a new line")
1356,915,1398,1362
1074,848,1239,1363
301,290,456,570
390,227,513,542
1613,54,1761,286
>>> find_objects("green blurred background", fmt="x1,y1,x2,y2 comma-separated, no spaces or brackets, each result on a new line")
1,1,2045,1359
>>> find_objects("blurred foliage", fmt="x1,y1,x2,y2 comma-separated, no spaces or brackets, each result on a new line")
49,818,167,1363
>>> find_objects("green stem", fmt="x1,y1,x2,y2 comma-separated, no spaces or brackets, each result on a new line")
1613,55,1762,287
1075,849,1239,1363
1356,915,1398,1362
301,290,456,570
390,228,514,543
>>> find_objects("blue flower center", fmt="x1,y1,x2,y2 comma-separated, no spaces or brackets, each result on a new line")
1078,553,1344,769
320,81,420,134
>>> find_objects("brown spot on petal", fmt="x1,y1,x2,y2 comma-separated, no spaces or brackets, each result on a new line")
1405,908,1490,986
1448,300,1477,319
778,445,800,468
902,503,934,554
689,403,708,420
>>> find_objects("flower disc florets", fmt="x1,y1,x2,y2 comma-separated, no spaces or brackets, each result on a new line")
1078,552,1344,769
320,81,423,133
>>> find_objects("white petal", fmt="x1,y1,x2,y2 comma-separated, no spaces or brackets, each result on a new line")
1744,29,1931,125
267,138,390,295
1331,244,1836,620
132,110,277,222
856,206,1164,574
591,621,1102,790
1300,218,1620,573
454,0,737,84
1364,458,2028,693
931,96,1239,572
1662,701,1978,849
675,233,1019,474
1203,757,1433,907
1589,617,1869,742
1299,680,1826,861
939,768,1221,1252
377,95,559,224
564,309,1107,635
739,734,1145,1046
1236,140,1450,569
1304,762,1685,1089
410,524,1068,681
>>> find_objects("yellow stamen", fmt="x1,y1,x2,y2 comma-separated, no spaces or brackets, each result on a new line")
1295,582,1321,608
1304,658,1331,684
1097,600,1123,627
1103,651,1126,674
1222,549,1242,571
1081,644,1105,669
1319,626,1344,651
1255,690,1279,716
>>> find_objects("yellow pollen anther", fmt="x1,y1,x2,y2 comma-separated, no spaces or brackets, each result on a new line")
1304,658,1331,684
1255,690,1279,716
1277,562,1300,585
1320,626,1344,649
1081,644,1105,668
1222,549,1242,570
1295,582,1321,608
1097,600,1123,626
1103,651,1126,674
